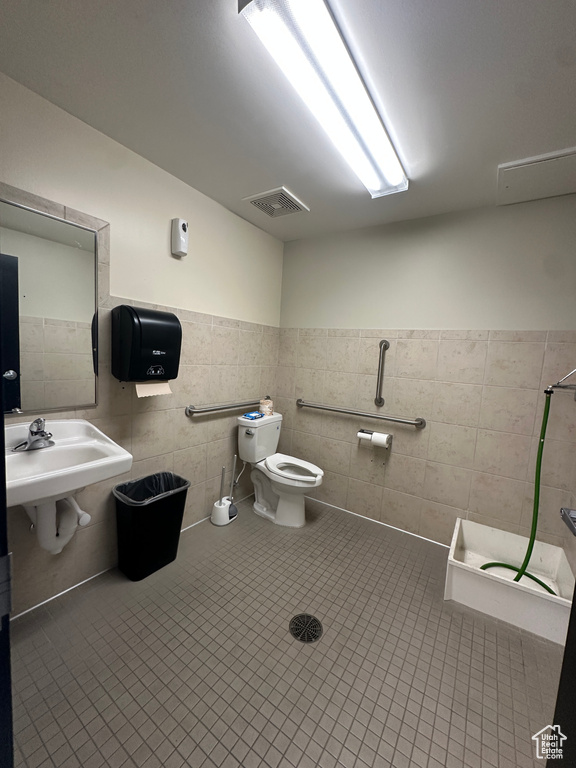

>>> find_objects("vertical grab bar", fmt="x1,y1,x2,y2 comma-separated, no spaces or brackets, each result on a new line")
374,339,390,407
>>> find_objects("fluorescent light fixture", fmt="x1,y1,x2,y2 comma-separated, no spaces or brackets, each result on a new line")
239,0,408,198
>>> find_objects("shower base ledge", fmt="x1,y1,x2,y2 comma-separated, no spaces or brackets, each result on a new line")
444,518,574,644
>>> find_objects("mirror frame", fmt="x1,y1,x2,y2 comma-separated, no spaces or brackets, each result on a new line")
0,181,108,414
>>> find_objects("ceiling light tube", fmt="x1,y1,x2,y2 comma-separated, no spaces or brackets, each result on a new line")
239,0,408,198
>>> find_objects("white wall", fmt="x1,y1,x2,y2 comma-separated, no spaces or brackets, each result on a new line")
4,71,575,334
0,228,94,322
0,73,283,326
281,196,576,329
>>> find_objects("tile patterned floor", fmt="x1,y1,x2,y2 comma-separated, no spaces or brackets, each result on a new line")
10,501,563,768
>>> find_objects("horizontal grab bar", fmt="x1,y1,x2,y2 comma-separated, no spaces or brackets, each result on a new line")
185,399,260,417
296,398,426,429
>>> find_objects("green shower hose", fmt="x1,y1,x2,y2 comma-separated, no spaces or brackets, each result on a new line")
479,388,556,596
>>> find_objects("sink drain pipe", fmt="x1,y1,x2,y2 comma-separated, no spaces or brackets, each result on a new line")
23,496,91,554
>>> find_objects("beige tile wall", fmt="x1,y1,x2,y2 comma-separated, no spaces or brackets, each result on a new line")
275,328,576,571
19,316,95,409
8,262,576,615
7,253,278,614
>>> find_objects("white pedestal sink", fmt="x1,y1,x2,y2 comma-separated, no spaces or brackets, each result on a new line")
5,419,133,553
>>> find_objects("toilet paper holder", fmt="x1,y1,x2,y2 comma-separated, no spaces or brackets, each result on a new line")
357,429,393,449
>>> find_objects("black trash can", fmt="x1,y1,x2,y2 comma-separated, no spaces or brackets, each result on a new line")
113,472,191,581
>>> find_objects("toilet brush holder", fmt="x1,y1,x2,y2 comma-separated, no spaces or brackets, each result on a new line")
211,498,235,526
225,495,238,521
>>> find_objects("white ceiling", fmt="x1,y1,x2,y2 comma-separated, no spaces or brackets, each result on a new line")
0,0,575,242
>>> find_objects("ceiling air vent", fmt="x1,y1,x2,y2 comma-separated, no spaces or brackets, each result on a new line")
243,187,310,218
497,147,576,206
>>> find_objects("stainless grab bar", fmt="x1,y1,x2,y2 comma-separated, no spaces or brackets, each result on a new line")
296,398,426,429
374,339,390,407
185,399,260,417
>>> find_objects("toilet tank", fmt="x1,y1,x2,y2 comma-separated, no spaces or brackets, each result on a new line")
237,412,282,463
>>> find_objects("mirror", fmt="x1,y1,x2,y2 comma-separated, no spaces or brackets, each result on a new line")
0,185,102,413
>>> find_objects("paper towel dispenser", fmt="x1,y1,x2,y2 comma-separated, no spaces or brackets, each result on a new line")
111,305,182,382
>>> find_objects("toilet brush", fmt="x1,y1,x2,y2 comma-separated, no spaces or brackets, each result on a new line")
219,465,226,505
211,466,233,526
227,455,238,520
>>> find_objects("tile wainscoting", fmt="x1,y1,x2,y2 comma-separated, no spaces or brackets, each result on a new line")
7,317,576,614
6,243,279,614
19,315,94,410
274,328,576,573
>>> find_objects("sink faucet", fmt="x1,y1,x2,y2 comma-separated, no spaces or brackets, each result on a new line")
12,418,55,452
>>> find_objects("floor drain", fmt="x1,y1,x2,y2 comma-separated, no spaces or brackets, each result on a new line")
289,614,323,643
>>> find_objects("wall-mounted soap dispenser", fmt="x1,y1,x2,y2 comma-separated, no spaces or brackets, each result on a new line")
111,305,182,382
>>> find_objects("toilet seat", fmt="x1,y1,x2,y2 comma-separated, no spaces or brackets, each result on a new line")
263,453,323,483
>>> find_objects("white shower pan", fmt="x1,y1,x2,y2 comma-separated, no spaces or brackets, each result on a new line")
444,519,574,644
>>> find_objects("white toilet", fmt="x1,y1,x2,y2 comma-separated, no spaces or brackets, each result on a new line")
237,412,323,527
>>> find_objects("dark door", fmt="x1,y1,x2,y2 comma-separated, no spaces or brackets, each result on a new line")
0,270,14,767
548,584,576,765
0,254,21,414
